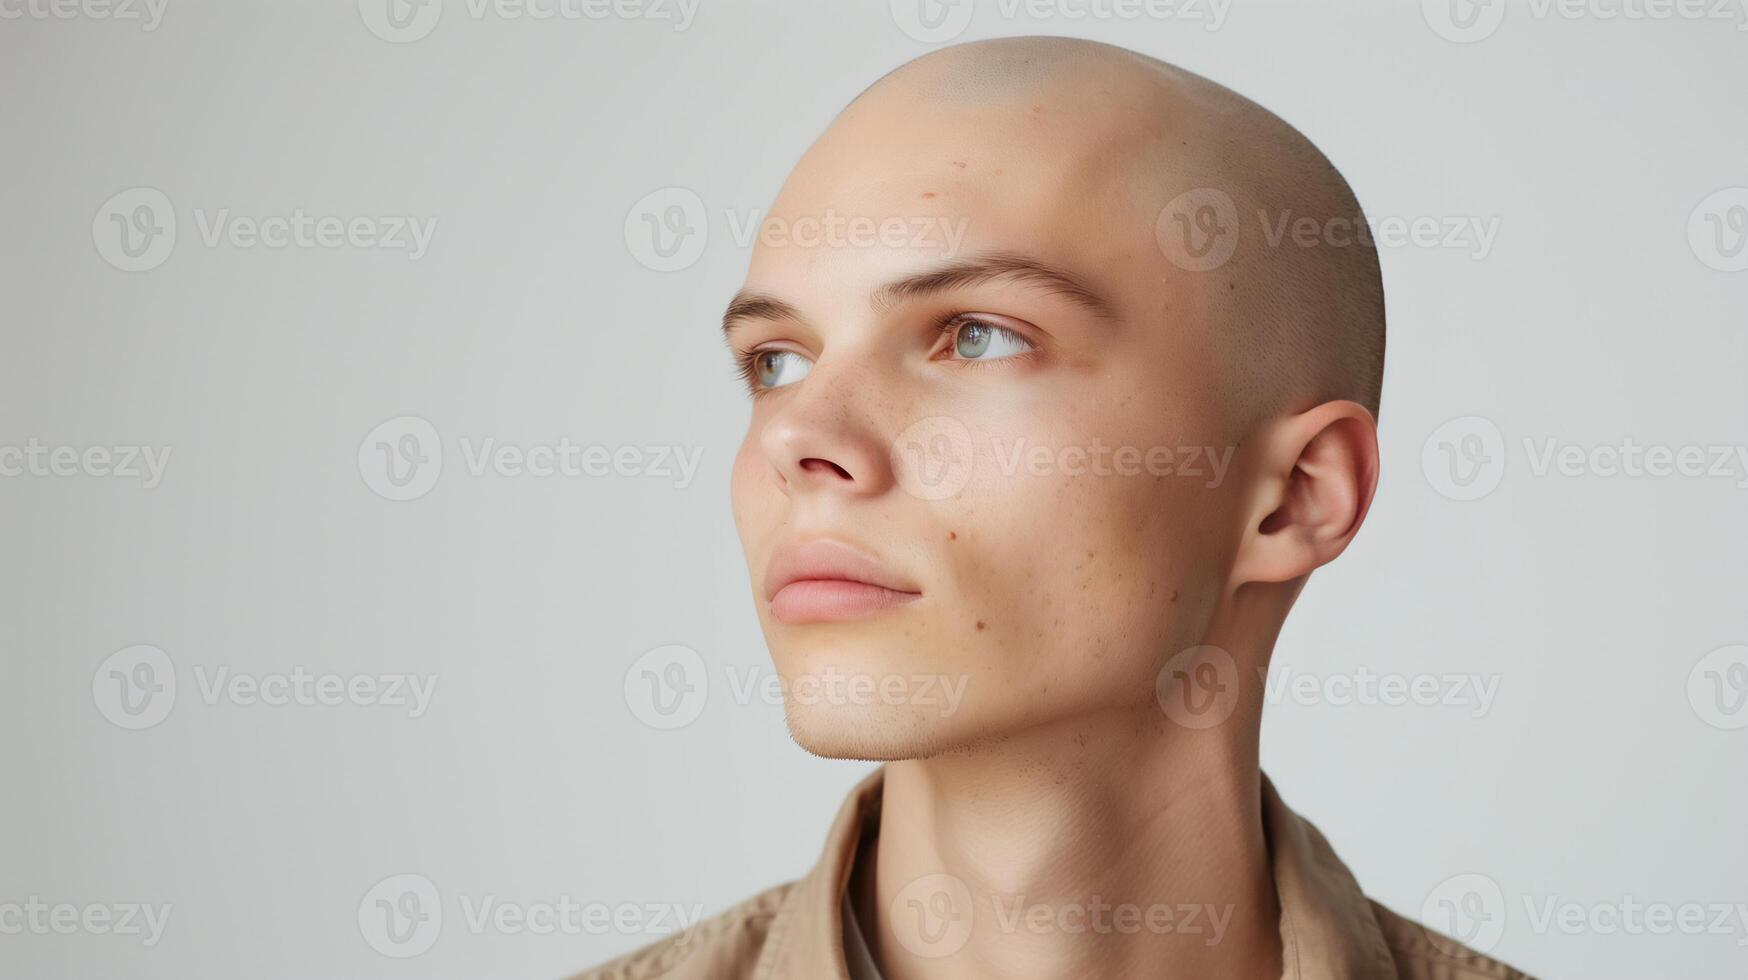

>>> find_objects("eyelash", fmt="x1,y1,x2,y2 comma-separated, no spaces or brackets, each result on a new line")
732,348,778,398
732,312,1038,397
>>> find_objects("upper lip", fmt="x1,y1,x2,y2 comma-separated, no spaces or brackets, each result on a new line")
763,539,922,601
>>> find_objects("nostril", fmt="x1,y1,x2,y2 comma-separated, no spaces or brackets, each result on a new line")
799,457,852,480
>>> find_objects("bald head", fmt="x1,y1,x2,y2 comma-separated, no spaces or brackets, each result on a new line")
731,38,1388,763
818,37,1386,422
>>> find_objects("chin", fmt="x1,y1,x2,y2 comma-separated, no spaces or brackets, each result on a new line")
780,701,961,761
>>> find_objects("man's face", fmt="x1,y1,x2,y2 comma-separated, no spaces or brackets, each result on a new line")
727,93,1248,759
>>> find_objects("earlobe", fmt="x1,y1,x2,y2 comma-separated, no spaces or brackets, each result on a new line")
1230,401,1380,586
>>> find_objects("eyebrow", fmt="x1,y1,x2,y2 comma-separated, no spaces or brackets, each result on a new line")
720,251,1116,339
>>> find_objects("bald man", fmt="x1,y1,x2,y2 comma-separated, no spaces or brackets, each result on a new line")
580,37,1529,980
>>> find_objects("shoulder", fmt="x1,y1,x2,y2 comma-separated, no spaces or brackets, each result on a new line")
1370,899,1538,980
565,882,797,980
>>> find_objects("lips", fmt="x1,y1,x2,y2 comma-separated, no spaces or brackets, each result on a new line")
763,539,922,624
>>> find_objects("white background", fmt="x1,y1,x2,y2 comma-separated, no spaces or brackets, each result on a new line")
3,1,1745,977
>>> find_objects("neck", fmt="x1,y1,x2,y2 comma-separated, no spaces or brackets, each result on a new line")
860,595,1289,980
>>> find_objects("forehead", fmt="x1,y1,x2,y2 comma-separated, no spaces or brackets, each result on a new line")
745,96,1175,314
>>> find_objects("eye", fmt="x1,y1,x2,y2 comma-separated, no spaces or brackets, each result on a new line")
946,317,1034,361
750,349,813,389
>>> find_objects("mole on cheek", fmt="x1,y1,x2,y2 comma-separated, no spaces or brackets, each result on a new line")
948,531,957,541
976,621,987,631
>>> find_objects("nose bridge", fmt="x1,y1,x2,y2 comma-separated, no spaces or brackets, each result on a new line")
759,349,896,496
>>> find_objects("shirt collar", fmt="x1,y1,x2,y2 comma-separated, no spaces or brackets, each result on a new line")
755,766,1397,980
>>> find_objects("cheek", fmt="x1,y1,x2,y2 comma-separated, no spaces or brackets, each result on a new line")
728,433,766,532
938,415,1232,694
950,470,1191,633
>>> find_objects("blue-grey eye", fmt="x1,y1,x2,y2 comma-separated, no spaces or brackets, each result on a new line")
953,320,1032,360
755,349,812,388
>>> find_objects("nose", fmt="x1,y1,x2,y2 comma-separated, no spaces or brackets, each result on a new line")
757,363,895,498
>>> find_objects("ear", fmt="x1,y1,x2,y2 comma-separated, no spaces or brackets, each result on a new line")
1230,401,1380,586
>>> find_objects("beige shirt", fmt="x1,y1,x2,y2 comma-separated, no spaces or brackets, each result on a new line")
573,767,1533,979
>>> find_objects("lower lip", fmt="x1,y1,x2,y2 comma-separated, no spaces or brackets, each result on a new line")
770,580,921,624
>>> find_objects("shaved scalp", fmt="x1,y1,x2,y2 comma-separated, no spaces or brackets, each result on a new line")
843,37,1386,423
